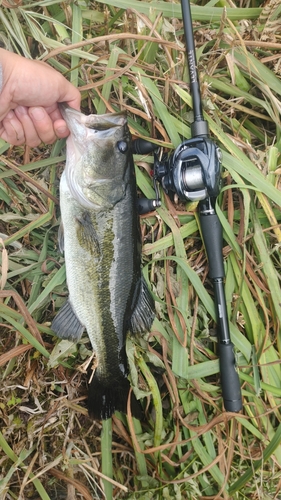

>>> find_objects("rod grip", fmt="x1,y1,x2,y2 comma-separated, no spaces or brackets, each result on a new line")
199,213,224,279
219,343,242,412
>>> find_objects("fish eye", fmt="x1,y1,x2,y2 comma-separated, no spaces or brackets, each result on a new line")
117,140,128,153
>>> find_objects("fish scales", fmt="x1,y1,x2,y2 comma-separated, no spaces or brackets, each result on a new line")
60,179,139,380
51,104,155,420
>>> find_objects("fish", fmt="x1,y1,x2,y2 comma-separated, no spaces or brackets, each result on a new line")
51,104,155,420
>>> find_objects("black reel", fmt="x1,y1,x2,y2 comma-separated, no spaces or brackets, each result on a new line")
155,137,222,202
132,136,222,213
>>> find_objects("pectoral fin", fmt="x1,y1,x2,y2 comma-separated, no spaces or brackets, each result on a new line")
75,212,100,255
51,300,85,341
129,277,155,334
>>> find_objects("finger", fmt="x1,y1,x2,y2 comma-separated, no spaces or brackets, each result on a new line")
28,107,57,144
30,104,70,136
14,106,42,147
41,105,69,130
1,110,25,145
42,105,70,137
53,119,70,139
58,81,81,111
0,102,10,123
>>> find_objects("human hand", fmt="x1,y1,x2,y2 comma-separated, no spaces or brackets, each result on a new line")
0,48,81,147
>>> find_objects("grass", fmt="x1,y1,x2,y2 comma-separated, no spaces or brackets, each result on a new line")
0,0,281,498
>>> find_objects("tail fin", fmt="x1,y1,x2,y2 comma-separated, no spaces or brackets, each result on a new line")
87,372,142,420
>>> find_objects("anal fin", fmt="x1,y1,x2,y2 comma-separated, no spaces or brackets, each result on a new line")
51,299,84,341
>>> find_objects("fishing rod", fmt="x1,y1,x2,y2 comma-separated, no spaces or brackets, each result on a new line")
134,0,242,412
178,0,242,412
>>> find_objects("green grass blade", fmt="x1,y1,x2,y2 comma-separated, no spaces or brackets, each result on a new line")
0,314,49,358
97,47,121,114
71,3,83,87
27,265,66,315
252,207,281,325
229,421,281,495
101,418,113,500
0,433,51,500
94,0,261,22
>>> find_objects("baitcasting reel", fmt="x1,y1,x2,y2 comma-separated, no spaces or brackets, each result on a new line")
133,135,222,208
154,136,222,202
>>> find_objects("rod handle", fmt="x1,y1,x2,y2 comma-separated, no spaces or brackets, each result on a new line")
199,212,224,279
219,342,242,412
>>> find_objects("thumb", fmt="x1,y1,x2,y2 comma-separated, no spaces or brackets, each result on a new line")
57,82,81,112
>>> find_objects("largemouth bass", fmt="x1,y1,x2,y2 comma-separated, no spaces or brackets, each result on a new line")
51,104,155,420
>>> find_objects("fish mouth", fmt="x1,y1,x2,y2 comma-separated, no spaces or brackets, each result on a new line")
60,103,129,209
59,103,127,134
